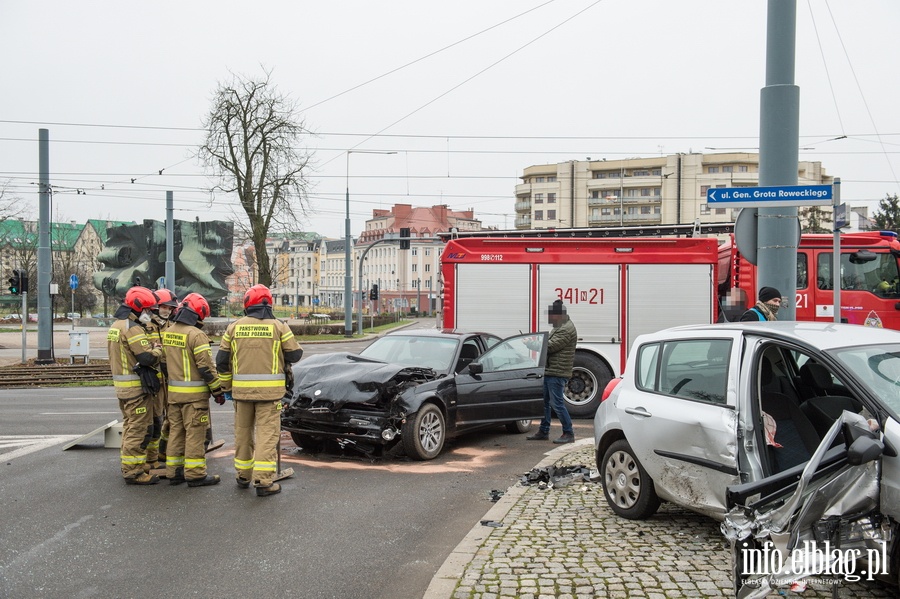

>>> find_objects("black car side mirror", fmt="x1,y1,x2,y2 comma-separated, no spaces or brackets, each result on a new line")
849,250,877,264
847,435,883,466
467,362,483,375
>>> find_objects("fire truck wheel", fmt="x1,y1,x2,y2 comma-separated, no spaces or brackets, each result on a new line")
505,419,534,434
565,353,612,418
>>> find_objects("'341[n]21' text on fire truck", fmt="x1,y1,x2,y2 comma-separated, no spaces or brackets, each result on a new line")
439,228,900,416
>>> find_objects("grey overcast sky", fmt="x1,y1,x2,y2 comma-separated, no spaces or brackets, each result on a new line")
1,0,898,237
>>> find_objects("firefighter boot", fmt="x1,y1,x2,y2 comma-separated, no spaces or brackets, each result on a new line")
236,477,251,489
168,467,186,486
255,483,281,497
125,473,160,486
187,474,220,487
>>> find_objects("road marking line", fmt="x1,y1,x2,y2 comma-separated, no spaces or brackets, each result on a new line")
0,435,80,460
39,412,119,415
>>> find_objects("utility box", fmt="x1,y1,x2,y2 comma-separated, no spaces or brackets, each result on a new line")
104,422,124,448
69,330,90,364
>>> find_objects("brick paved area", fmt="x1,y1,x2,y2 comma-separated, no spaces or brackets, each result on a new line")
426,441,896,599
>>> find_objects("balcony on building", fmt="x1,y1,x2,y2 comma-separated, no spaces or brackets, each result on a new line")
515,215,532,229
515,199,532,213
515,183,533,197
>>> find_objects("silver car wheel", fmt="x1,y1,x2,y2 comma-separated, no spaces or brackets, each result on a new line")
418,410,443,453
604,449,640,509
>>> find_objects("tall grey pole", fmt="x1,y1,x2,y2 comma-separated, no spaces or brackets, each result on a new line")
757,0,800,320
20,292,26,364
166,191,175,291
832,178,841,323
36,128,53,364
344,153,353,337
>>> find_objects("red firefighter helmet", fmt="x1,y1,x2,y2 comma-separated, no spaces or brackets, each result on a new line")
153,288,179,307
180,293,210,321
243,284,273,309
124,286,157,312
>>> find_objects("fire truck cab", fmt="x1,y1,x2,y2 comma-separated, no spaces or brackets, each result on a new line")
440,236,719,416
719,230,900,328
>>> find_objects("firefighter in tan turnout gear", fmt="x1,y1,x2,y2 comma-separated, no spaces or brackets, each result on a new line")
217,284,302,497
107,286,164,485
144,288,178,470
161,293,224,487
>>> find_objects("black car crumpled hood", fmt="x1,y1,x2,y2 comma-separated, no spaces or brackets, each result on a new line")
288,352,436,410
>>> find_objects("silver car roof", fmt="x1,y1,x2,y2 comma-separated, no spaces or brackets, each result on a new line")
641,321,900,352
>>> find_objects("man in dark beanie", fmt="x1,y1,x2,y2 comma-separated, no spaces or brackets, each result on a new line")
740,286,783,321
527,299,577,443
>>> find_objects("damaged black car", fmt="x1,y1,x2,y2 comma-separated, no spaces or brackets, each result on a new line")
281,329,548,460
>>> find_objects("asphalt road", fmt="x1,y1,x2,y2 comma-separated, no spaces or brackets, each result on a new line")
0,323,594,599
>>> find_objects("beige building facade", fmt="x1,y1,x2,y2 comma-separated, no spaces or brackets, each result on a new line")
515,153,833,230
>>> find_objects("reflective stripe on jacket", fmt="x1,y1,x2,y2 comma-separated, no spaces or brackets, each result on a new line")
218,316,301,401
162,323,221,403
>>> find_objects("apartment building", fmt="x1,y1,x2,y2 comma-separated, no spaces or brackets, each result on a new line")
515,153,833,230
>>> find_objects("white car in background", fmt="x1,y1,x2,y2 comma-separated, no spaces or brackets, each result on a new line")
594,322,900,596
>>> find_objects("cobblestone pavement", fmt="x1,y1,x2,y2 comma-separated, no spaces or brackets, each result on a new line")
425,440,897,599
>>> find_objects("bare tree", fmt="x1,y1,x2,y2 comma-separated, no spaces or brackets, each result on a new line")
199,70,311,287
0,180,28,221
799,205,832,233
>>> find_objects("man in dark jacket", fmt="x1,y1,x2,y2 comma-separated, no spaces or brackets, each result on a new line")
527,299,576,444
740,286,782,322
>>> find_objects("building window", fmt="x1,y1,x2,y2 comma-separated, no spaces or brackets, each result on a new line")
708,166,719,174
723,165,734,173
634,170,650,176
548,193,556,203
654,206,661,214
534,193,544,203
535,177,544,183
425,263,431,272
652,168,662,176
547,176,557,182
700,203,710,215
601,208,611,216
715,208,727,215
654,188,661,197
593,172,605,179
700,185,710,197
412,264,418,272
547,210,556,220
534,210,543,220
739,165,749,172
411,248,418,256
641,206,651,214
641,188,651,197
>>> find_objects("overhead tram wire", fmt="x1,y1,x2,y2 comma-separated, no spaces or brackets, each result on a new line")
302,0,559,113
319,0,606,169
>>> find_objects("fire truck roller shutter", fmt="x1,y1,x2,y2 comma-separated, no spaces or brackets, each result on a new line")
454,263,531,338
625,264,715,351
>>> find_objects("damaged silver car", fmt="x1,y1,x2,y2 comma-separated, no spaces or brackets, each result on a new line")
282,329,548,460
593,322,900,594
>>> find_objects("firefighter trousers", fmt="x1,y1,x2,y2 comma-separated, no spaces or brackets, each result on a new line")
165,401,211,481
144,387,166,467
118,394,154,479
233,399,281,487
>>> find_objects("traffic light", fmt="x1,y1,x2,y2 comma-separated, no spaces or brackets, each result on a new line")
369,284,379,301
399,227,410,250
7,269,26,295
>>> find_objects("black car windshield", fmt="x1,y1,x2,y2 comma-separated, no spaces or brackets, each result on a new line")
830,343,900,417
359,335,460,372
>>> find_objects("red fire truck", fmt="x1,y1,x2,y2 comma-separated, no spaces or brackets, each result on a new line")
440,234,721,417
719,230,900,328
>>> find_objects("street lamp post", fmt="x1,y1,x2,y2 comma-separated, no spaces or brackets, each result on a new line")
345,150,396,337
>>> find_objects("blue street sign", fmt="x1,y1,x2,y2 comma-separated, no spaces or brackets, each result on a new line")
312,298,320,305
707,184,832,208
156,276,166,290
69,274,79,290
